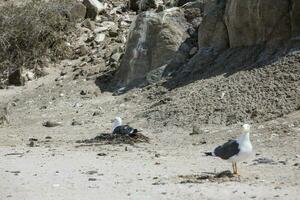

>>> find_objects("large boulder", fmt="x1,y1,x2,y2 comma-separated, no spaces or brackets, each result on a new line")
198,0,228,51
198,0,300,50
116,8,191,86
291,0,300,38
83,0,105,20
224,0,291,47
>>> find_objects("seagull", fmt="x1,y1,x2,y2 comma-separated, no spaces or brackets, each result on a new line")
112,117,139,136
205,124,253,175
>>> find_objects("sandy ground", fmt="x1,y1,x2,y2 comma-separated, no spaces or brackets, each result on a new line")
0,65,300,200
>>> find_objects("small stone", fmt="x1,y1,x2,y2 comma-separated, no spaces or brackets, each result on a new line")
82,18,96,30
278,161,286,165
191,125,208,135
80,90,87,95
189,47,198,55
74,102,83,108
94,33,106,44
71,119,82,126
88,178,97,181
94,27,108,33
40,105,47,110
43,121,62,127
97,153,107,156
109,29,118,37
60,70,67,76
253,157,276,165
86,170,98,175
28,141,35,147
92,111,101,116
25,71,35,81
110,53,122,63
78,44,89,56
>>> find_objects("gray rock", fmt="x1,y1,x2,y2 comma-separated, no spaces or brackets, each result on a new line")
71,119,83,126
0,106,9,126
109,29,119,37
94,27,108,33
24,71,35,81
189,47,198,55
191,125,208,135
224,0,290,47
78,44,89,56
116,8,190,86
110,53,122,63
198,0,228,51
83,0,105,20
70,3,86,22
82,18,96,30
253,157,276,165
94,33,106,44
176,0,200,7
146,65,167,84
43,121,62,127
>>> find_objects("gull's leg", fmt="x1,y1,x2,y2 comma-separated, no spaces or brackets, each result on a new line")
234,162,240,176
232,161,236,174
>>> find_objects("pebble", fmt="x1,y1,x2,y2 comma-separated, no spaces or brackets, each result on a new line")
43,121,62,127
71,119,82,126
97,153,107,156
80,90,87,95
93,111,102,116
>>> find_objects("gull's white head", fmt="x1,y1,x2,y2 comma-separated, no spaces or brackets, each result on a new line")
242,124,251,133
113,117,122,130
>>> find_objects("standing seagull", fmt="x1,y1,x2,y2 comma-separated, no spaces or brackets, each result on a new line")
112,117,138,136
205,124,253,175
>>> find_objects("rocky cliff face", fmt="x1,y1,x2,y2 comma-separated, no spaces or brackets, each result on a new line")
117,0,300,86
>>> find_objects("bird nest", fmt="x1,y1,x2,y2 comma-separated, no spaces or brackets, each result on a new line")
178,170,240,184
76,133,150,146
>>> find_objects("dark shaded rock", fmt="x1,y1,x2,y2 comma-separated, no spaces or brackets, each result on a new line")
198,0,228,51
83,0,105,20
291,0,300,38
8,69,25,86
129,0,157,12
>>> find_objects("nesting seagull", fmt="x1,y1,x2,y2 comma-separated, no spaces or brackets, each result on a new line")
205,124,253,175
112,117,138,136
